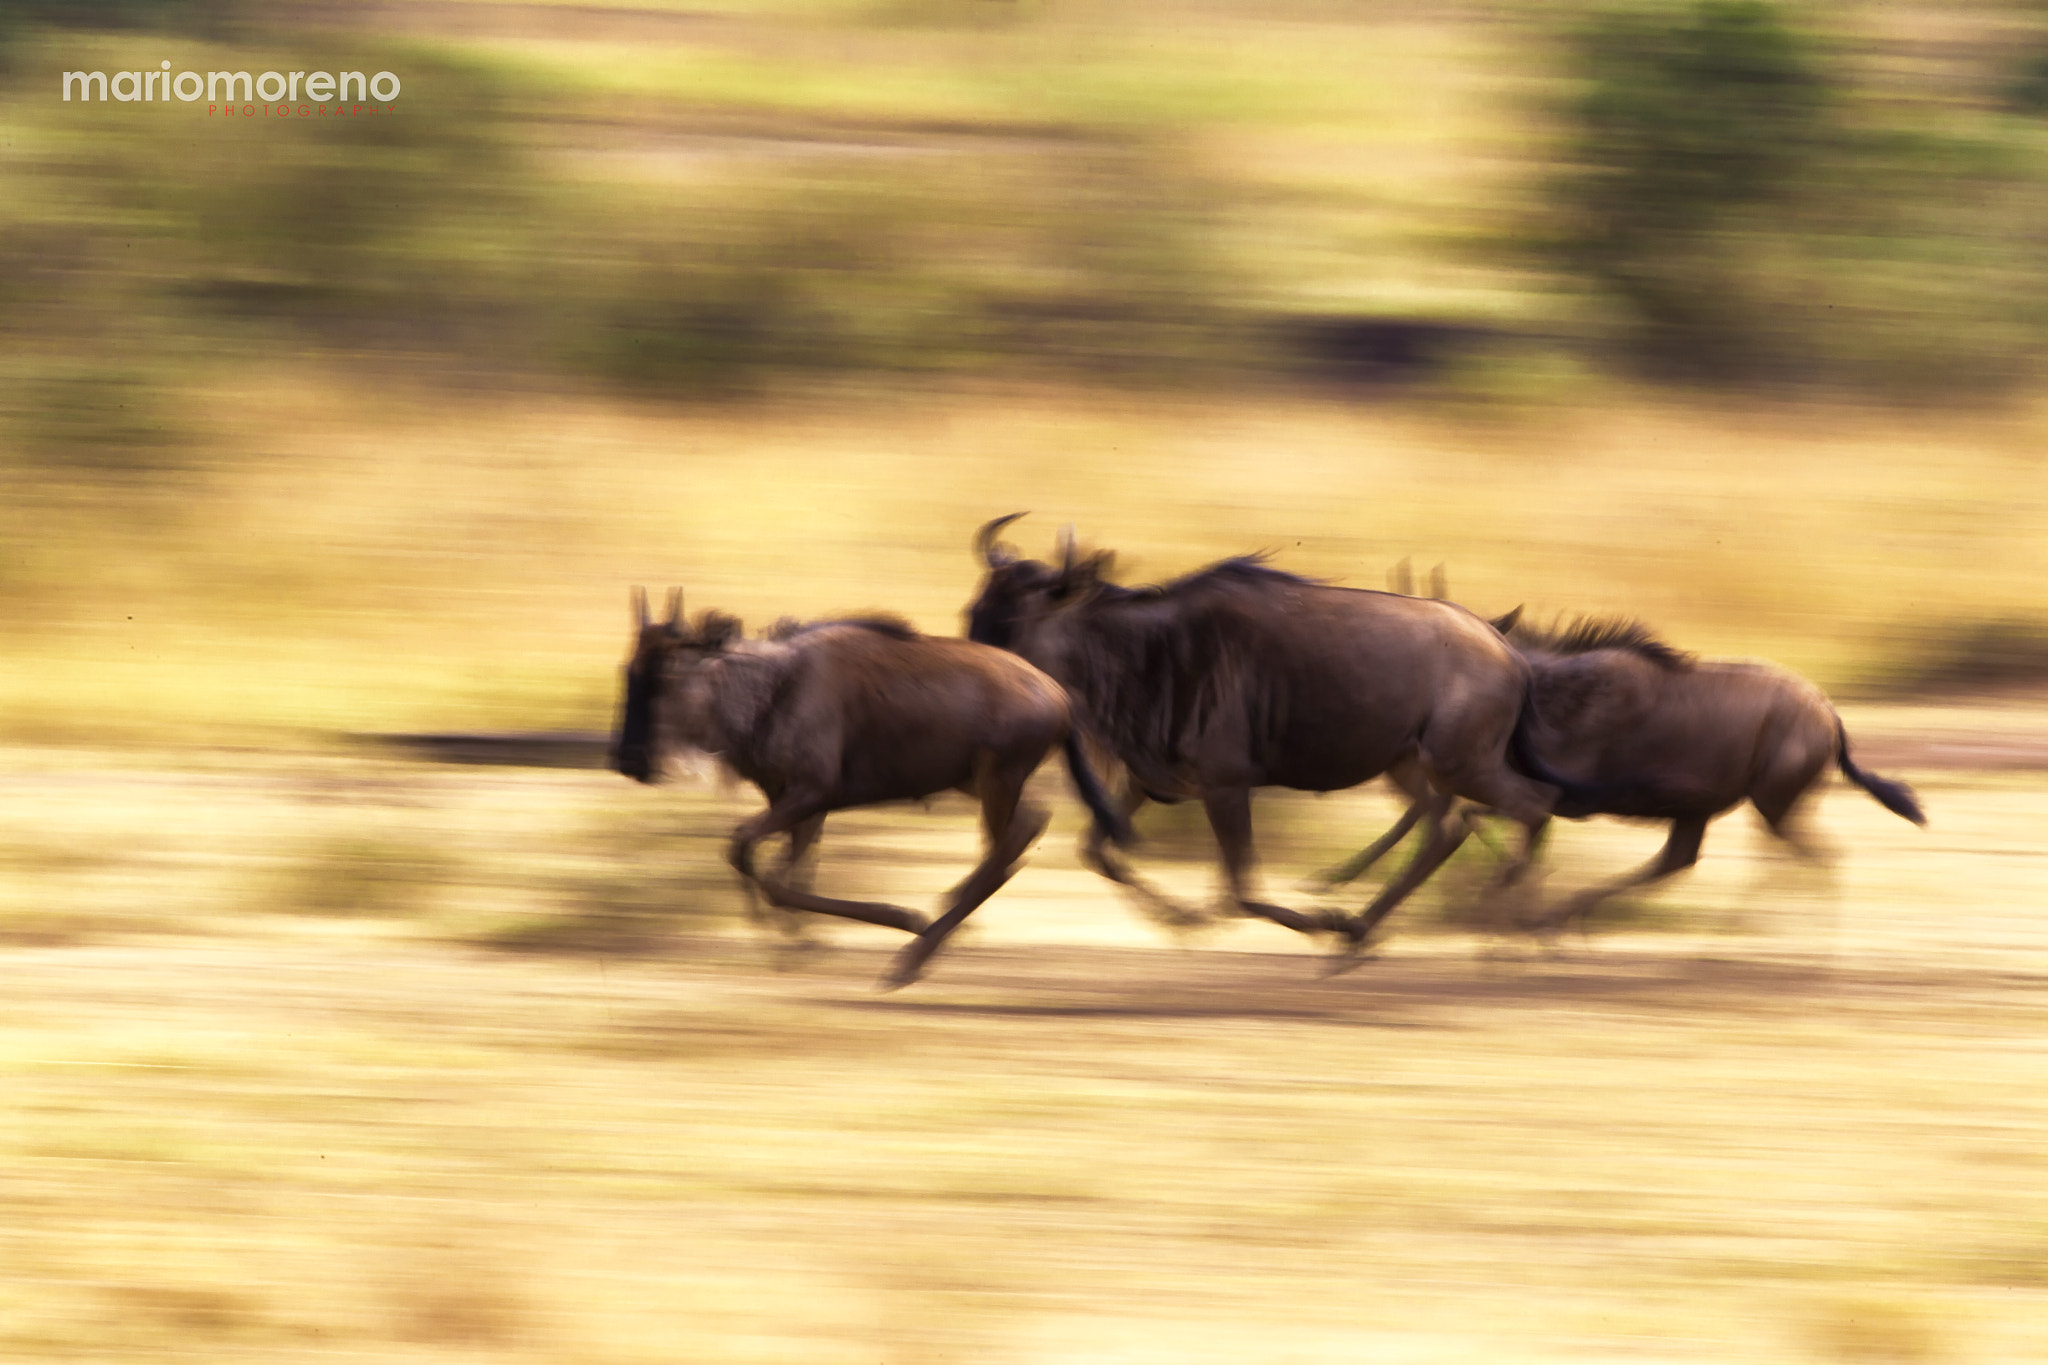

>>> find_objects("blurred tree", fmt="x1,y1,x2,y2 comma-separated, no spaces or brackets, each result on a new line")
578,146,1234,393
2007,46,2048,114
1550,0,1837,377
0,0,233,66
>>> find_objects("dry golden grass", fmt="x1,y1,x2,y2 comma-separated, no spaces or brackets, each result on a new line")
0,736,2041,1362
9,371,2039,740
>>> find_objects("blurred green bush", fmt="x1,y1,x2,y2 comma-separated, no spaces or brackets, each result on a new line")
0,0,232,64
1866,616,2048,697
6,0,2048,415
1546,0,2048,391
175,55,529,324
1548,0,1835,377
0,9,1244,401
567,145,1233,392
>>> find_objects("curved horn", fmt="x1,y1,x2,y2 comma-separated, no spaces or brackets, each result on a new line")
974,512,1027,568
632,585,649,629
663,588,684,629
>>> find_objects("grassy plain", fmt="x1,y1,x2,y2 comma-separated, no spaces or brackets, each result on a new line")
6,373,2046,740
0,740,2043,1362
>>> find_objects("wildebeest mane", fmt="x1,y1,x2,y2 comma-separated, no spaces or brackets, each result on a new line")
1055,591,1289,787
766,613,922,643
1092,552,1324,604
1514,616,1694,671
1043,554,1329,780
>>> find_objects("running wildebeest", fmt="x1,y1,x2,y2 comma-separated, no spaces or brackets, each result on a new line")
612,587,1129,989
964,515,1599,956
1314,615,1927,930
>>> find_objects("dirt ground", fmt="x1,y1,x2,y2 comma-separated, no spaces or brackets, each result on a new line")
0,710,2043,1362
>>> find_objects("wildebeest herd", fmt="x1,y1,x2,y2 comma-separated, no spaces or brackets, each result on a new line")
613,516,1925,990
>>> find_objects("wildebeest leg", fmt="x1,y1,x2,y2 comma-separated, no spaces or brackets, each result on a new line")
729,799,930,935
781,814,827,891
753,814,829,948
1202,788,1338,936
741,814,828,931
1754,770,1835,867
1303,758,1435,891
1751,796,1840,947
1481,808,1544,880
1404,736,1561,942
1339,796,1468,954
1764,811,1834,868
883,763,1050,991
1730,730,1840,938
1083,786,1208,930
1481,813,1550,930
1441,809,1549,938
1541,815,1709,933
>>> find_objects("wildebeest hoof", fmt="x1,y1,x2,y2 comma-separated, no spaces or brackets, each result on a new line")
1520,916,1581,955
876,963,921,992
1158,914,1216,946
1335,912,1378,945
1137,900,1211,933
877,946,931,992
1320,941,1377,977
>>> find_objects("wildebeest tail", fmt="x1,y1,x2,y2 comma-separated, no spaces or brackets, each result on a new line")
1063,731,1135,848
1836,718,1926,826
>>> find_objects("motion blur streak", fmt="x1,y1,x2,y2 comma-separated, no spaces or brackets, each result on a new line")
0,0,2045,1359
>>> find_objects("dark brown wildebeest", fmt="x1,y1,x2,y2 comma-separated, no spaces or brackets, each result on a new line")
612,587,1129,989
964,516,1598,956
1314,616,1927,930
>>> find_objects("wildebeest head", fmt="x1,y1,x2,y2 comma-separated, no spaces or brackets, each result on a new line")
611,586,743,784
965,513,1115,654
